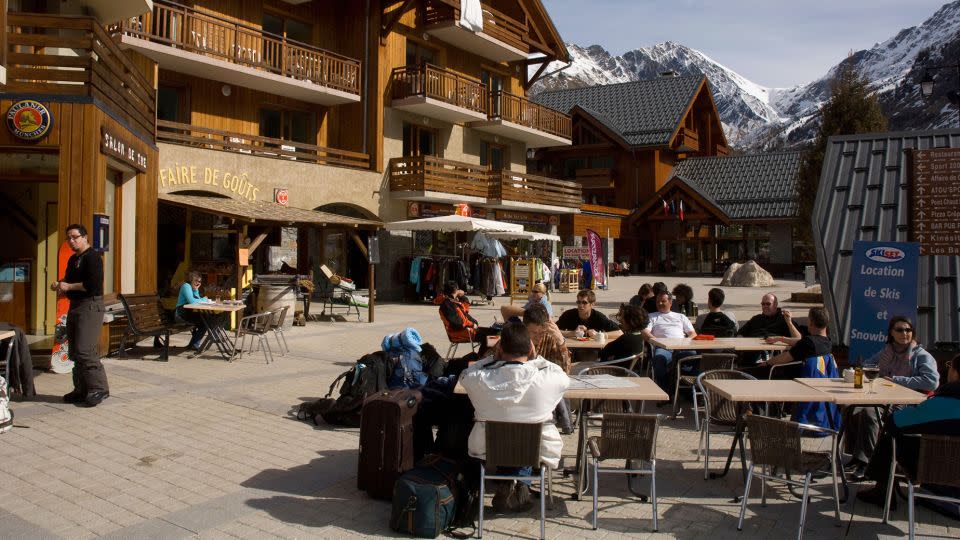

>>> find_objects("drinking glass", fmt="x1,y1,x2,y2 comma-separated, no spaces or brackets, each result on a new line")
862,362,880,394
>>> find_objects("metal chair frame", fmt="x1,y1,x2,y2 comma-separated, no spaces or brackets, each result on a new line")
589,413,663,531
233,311,274,364
672,352,737,427
444,327,478,360
268,305,290,355
881,434,960,538
737,415,841,540
696,369,757,477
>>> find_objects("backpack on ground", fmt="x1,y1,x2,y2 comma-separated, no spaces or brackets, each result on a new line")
0,377,13,434
358,388,422,499
298,351,390,427
390,454,459,538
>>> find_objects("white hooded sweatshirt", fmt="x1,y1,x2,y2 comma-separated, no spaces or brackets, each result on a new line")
460,356,570,468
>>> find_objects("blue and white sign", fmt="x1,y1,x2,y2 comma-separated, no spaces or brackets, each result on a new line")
848,241,919,364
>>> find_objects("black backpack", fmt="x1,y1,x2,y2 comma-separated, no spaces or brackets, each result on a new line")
297,351,390,427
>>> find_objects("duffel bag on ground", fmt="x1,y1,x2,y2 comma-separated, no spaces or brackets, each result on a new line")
390,454,458,538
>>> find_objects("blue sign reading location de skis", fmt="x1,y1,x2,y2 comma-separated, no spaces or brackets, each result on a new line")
848,240,919,364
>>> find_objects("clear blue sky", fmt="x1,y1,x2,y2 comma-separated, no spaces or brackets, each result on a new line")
541,0,949,88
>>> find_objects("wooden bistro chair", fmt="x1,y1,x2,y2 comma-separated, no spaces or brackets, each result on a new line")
696,369,757,477
672,352,738,427
233,311,274,364
881,434,960,538
479,421,552,540
589,413,663,531
737,415,841,540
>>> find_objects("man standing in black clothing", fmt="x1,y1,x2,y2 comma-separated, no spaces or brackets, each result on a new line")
51,224,109,407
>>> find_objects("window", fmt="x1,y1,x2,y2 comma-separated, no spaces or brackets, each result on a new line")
406,41,436,67
480,141,507,171
563,158,586,178
402,124,438,157
102,171,122,295
590,155,613,169
263,12,312,43
157,85,187,123
259,108,317,145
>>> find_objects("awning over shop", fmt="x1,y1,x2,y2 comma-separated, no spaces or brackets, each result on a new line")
485,231,561,242
158,192,382,229
384,215,523,232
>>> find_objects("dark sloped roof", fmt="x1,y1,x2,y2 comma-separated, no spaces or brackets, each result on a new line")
671,151,803,220
532,76,704,147
812,128,960,348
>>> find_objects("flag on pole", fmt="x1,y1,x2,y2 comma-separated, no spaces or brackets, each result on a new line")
670,199,676,215
679,199,685,221
661,198,669,216
586,229,607,289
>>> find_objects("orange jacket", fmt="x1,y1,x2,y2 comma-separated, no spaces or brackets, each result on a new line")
438,295,478,342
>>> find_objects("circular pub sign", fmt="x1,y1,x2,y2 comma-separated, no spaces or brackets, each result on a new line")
6,100,52,141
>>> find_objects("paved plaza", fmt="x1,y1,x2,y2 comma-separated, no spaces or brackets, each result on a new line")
2,276,956,539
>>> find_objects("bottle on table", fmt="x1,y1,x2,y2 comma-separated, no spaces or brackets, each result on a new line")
854,366,863,389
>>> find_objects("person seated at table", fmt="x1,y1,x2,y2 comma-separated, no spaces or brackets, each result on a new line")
642,282,667,315
628,283,653,308
500,282,553,321
739,293,800,364
523,303,569,373
856,355,960,509
556,289,622,339
641,291,697,393
460,322,570,513
176,271,214,351
671,283,695,315
438,280,496,357
599,303,648,367
697,287,738,337
844,316,940,479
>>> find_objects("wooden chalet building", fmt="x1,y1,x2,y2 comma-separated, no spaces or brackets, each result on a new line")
530,75,728,271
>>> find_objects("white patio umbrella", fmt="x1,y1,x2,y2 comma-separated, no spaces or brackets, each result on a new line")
485,231,561,242
384,215,523,233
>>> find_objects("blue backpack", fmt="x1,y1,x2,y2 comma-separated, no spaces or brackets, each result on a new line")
792,353,842,434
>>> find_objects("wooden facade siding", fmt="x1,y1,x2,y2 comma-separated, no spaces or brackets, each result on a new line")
575,167,616,189
391,64,488,114
114,0,361,95
423,0,529,53
388,155,490,199
674,126,699,152
490,170,581,208
492,90,571,139
5,13,156,140
157,120,370,170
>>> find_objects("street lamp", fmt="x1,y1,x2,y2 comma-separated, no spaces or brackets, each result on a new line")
919,64,960,127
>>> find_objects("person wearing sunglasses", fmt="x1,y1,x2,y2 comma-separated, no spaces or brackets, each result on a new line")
844,315,940,479
556,289,621,339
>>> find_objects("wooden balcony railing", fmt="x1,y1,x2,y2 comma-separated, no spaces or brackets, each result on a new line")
423,0,528,53
158,120,369,170
492,91,572,140
388,155,489,199
5,13,156,138
391,64,487,115
112,0,360,95
675,126,700,152
491,170,582,209
575,167,615,189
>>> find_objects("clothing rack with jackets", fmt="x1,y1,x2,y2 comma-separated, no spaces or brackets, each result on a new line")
399,255,471,301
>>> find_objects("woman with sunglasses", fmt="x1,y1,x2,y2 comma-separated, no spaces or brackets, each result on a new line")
845,315,940,479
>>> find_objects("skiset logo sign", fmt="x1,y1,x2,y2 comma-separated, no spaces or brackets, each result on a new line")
866,246,905,263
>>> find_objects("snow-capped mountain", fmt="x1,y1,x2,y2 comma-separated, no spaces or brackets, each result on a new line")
532,0,960,149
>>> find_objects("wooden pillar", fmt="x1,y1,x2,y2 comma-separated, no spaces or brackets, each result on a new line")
349,229,374,323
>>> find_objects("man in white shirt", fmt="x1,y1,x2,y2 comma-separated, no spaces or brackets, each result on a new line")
641,291,697,392
460,321,570,512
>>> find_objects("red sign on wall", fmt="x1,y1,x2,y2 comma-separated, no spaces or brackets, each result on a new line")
274,188,289,206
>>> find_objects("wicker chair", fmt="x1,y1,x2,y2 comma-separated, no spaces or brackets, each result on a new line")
267,305,290,355
737,415,840,539
233,311,274,364
672,353,737,427
696,369,757,478
479,421,552,540
880,434,960,538
588,413,663,531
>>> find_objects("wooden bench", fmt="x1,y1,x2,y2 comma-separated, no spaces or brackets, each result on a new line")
117,293,194,361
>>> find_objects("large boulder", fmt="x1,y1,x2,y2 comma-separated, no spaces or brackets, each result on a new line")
730,260,775,287
720,262,742,286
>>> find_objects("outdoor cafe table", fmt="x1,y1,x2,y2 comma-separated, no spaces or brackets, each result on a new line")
795,377,927,406
455,374,667,500
701,379,836,480
181,302,246,361
646,336,788,352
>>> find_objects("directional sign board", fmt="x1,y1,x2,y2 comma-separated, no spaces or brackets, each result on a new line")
911,148,960,255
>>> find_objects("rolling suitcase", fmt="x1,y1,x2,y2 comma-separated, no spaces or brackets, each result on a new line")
357,388,422,499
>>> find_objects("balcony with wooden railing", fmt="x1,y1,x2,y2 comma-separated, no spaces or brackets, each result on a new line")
470,90,572,147
111,0,361,105
388,155,491,204
158,120,369,170
674,126,700,152
390,64,488,123
4,12,156,139
489,170,581,212
575,168,616,189
422,0,528,62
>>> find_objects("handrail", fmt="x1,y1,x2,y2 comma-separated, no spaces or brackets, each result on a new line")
112,0,361,95
490,90,572,139
388,155,489,199
157,120,370,170
491,170,581,208
391,64,488,115
5,12,156,139
423,0,529,53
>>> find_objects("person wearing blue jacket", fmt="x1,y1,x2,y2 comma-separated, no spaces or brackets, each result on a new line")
175,271,212,351
845,316,940,478
857,355,960,508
